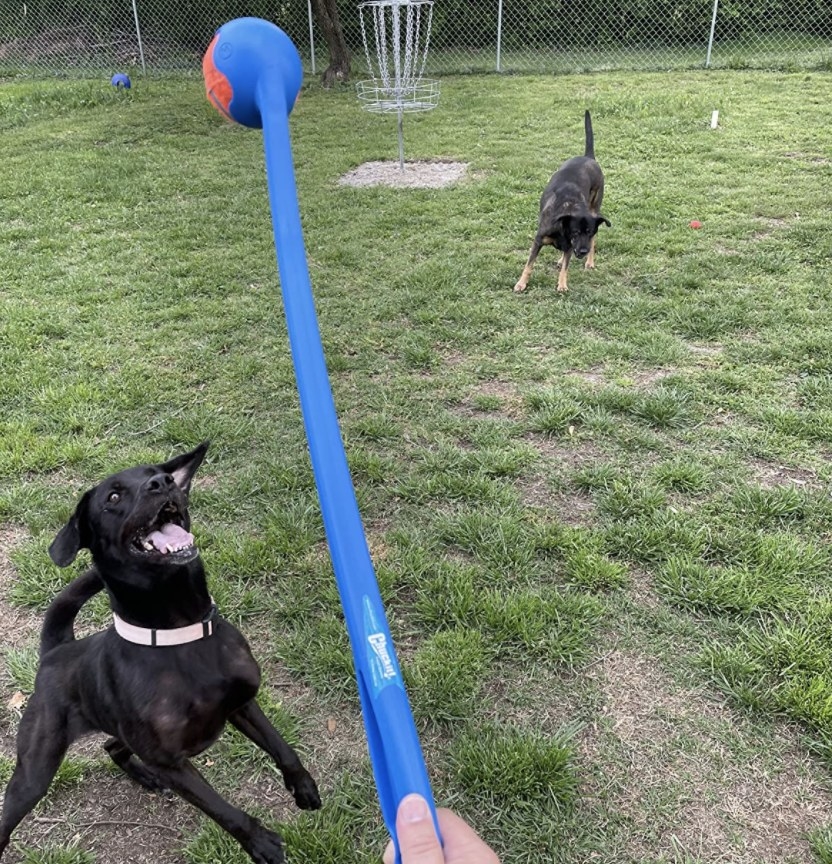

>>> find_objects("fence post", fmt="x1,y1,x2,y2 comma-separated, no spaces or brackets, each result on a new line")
307,0,317,74
705,0,719,67
131,0,147,74
496,0,503,72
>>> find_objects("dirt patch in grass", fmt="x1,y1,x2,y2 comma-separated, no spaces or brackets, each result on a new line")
585,649,832,863
704,408,738,430
752,215,792,241
514,473,555,510
625,567,662,611
525,434,605,469
284,692,365,795
339,161,469,189
748,459,821,490
516,436,603,521
784,152,831,165
481,660,594,734
450,380,524,420
545,489,597,527
565,369,607,387
628,369,674,388
473,380,520,403
565,368,676,389
687,342,724,361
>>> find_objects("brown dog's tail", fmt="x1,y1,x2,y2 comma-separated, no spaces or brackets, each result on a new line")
584,110,595,160
40,568,104,658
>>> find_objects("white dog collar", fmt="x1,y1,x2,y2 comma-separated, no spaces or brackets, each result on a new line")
112,602,217,646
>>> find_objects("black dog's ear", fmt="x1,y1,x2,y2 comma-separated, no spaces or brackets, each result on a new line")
49,490,92,567
596,215,611,229
161,441,210,494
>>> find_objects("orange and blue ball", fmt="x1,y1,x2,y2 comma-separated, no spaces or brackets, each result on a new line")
202,17,302,129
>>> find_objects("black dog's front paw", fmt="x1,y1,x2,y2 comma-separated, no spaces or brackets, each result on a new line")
284,770,321,810
129,764,170,794
247,825,286,864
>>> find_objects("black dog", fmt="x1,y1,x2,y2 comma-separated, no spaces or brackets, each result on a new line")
0,443,320,863
513,110,611,294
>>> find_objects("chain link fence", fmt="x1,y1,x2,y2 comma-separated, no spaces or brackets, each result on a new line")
1,1,830,78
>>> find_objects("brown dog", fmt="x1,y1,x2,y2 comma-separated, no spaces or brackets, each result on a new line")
514,111,610,294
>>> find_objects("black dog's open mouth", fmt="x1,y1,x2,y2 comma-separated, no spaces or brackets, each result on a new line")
131,503,197,561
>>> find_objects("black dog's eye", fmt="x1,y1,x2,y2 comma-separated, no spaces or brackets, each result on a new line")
107,491,121,504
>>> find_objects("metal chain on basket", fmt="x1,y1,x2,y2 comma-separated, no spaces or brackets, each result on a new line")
376,4,391,90
402,2,415,93
416,3,434,82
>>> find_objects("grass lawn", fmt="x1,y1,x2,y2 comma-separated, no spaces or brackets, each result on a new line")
1,67,832,863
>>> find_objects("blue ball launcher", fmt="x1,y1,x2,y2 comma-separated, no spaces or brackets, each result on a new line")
202,18,441,862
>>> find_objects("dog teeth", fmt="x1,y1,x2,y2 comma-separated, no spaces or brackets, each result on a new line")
141,539,189,554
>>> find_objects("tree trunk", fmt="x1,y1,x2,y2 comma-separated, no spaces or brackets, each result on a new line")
312,0,351,87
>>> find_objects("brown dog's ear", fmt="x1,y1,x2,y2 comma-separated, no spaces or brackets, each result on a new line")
161,440,210,494
49,491,92,567
555,213,572,233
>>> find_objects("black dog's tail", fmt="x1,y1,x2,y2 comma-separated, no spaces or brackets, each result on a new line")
584,110,595,160
40,568,104,657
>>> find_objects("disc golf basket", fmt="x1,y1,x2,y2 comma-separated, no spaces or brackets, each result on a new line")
356,0,440,171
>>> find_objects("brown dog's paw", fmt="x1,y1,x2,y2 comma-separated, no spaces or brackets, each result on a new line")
513,281,528,293
286,770,322,810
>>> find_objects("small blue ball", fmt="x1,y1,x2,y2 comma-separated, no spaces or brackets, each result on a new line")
111,73,131,89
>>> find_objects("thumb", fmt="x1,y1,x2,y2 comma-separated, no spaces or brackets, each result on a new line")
383,794,443,864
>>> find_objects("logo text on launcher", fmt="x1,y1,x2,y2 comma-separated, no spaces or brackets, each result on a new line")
368,633,396,679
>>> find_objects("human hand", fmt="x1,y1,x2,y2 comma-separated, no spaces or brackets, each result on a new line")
382,794,500,864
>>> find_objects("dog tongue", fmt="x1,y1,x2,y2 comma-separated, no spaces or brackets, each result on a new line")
147,523,194,553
